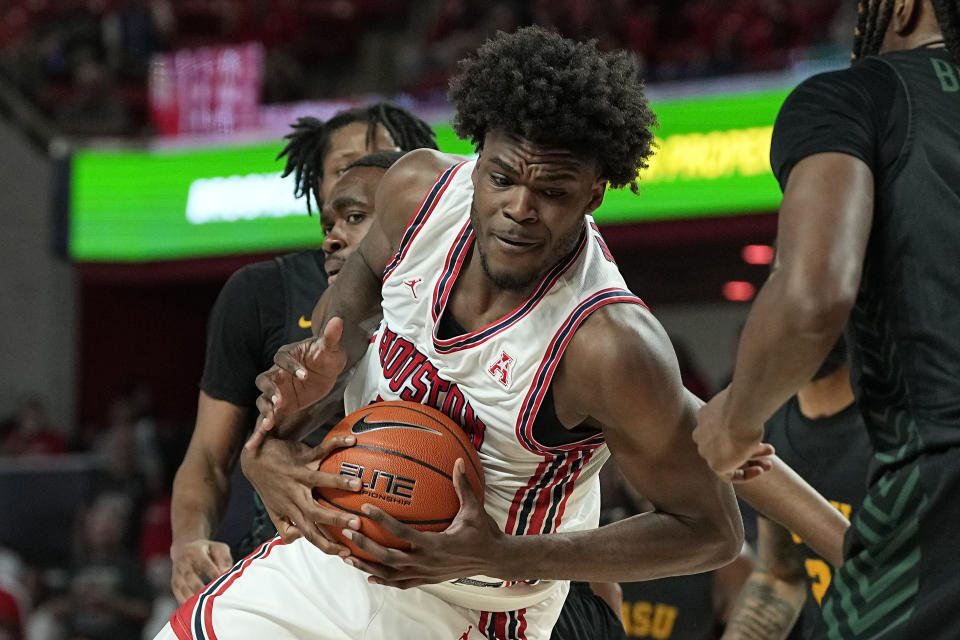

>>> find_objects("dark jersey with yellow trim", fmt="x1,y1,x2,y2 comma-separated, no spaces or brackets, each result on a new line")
771,47,960,473
763,397,871,639
199,249,328,556
619,572,715,640
201,249,327,407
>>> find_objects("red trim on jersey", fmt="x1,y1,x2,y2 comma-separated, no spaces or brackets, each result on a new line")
204,538,283,639
383,162,467,284
495,612,508,639
170,592,198,639
478,611,491,638
552,450,596,531
183,537,284,640
516,289,648,455
431,220,473,323
517,608,528,640
430,228,588,354
504,458,555,534
523,453,579,535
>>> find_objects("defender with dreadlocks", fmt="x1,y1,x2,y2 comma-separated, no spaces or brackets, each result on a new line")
694,1,960,638
169,103,437,603
156,26,751,639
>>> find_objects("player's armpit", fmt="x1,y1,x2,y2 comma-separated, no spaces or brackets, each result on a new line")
542,303,743,581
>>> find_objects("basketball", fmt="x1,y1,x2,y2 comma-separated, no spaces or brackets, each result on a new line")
314,400,485,561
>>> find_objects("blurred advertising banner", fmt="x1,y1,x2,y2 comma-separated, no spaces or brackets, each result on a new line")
149,42,263,135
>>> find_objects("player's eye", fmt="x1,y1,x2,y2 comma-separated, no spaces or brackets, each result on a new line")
490,173,512,187
543,190,566,199
346,212,367,224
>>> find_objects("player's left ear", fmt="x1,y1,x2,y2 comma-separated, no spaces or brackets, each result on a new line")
584,178,608,215
891,0,922,36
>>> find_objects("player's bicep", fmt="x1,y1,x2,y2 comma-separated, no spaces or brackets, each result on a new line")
570,306,727,517
368,149,459,272
776,153,874,309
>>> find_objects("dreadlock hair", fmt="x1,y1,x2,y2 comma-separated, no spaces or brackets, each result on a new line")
448,26,657,194
853,0,960,63
932,0,960,62
277,103,438,214
342,150,407,173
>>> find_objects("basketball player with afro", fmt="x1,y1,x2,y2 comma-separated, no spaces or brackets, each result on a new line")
169,103,436,603
694,0,960,638
156,27,835,639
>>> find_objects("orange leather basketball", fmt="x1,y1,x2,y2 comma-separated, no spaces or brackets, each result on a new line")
315,400,485,561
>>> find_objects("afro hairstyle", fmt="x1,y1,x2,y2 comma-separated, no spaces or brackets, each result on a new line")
448,25,657,193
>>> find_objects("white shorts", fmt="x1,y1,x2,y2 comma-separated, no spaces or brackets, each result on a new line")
156,537,568,640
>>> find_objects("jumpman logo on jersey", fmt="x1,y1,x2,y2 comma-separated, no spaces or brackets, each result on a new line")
457,626,472,640
403,277,423,299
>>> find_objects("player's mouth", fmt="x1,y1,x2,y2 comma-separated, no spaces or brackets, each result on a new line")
492,233,540,253
325,259,344,283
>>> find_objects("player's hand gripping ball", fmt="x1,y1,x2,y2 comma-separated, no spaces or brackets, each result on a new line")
314,401,485,561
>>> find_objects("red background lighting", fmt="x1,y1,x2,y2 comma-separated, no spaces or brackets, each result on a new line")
723,281,756,301
741,244,775,265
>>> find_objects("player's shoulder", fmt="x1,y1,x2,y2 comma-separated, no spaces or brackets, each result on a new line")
380,149,465,194
219,254,294,304
377,149,468,239
783,58,898,114
271,249,326,277
565,301,668,375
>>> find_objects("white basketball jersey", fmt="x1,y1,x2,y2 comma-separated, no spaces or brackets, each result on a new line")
344,160,647,611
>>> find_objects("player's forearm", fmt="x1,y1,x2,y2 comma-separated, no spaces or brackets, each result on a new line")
170,459,231,544
735,456,848,567
720,568,807,640
724,271,849,436
319,250,385,370
491,509,742,584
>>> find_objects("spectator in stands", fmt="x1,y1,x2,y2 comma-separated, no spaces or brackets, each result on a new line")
53,59,132,136
0,548,27,640
0,396,67,457
64,493,152,639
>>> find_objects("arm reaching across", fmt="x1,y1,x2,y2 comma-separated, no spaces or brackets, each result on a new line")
693,153,873,477
734,455,848,568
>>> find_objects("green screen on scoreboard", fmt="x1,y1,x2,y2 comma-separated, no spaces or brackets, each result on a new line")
69,88,790,261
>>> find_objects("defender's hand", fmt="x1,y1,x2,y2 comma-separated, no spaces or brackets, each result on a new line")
246,318,348,451
241,435,362,556
340,459,500,589
170,539,234,603
693,389,774,482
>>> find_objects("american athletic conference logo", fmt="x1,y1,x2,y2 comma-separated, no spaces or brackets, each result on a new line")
487,350,515,387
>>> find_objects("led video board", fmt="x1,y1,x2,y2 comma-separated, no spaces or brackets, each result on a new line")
69,88,790,261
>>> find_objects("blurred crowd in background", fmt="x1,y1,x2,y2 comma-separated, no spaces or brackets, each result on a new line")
0,388,184,639
0,0,850,137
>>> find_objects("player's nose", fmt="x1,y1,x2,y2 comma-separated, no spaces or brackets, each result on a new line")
502,187,538,223
323,222,347,253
